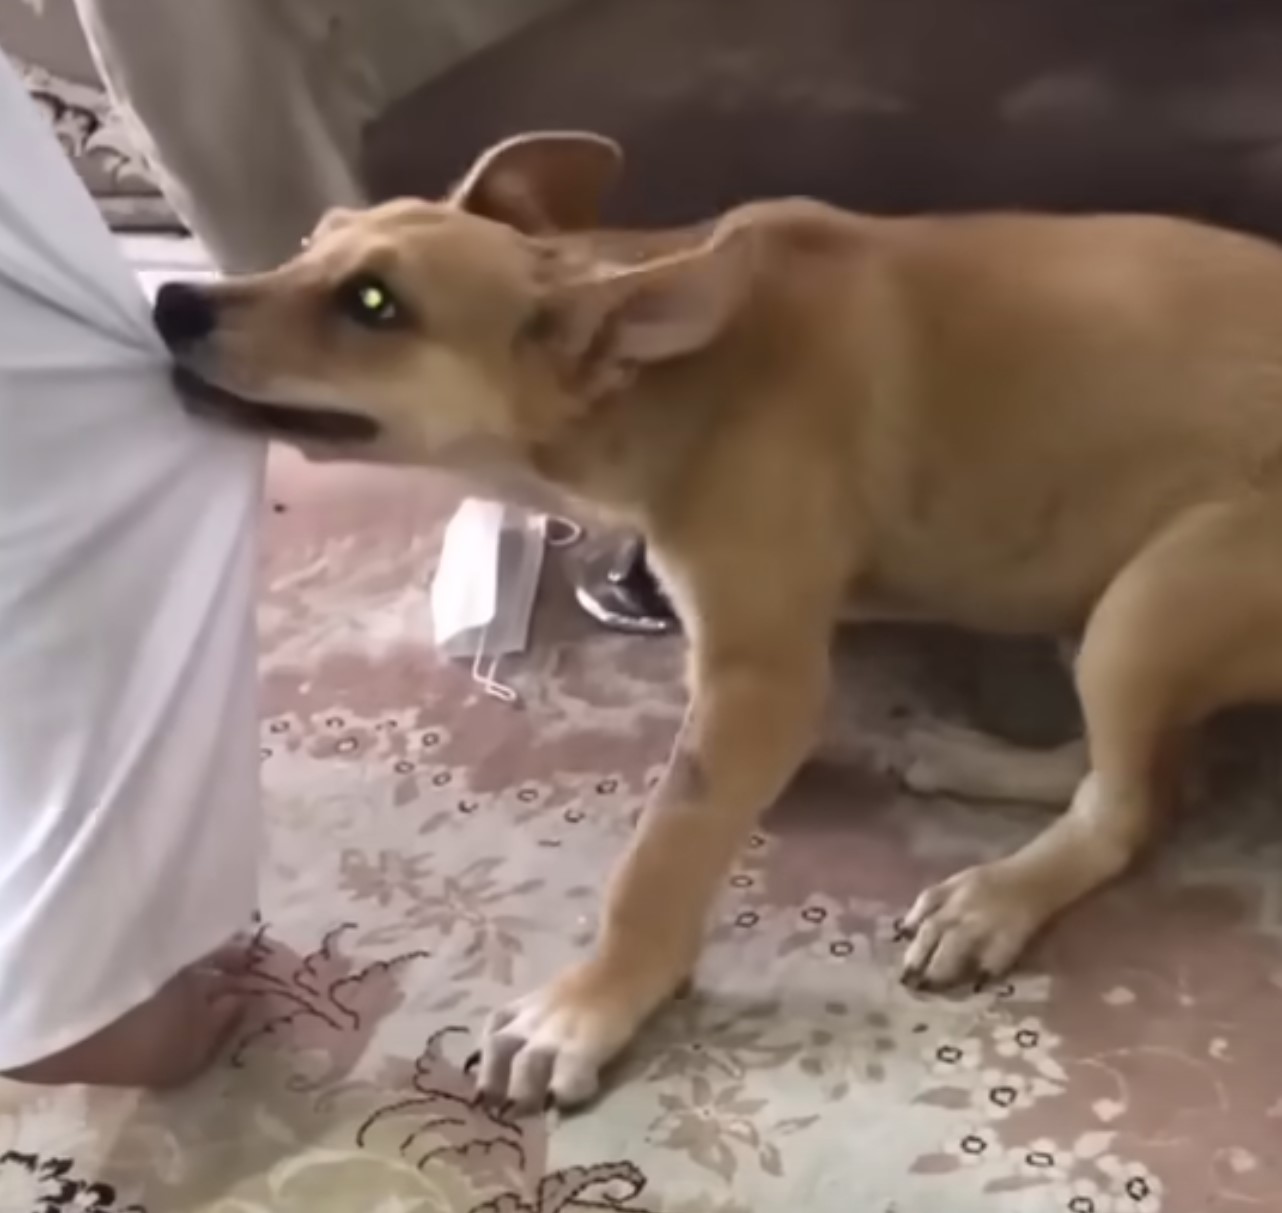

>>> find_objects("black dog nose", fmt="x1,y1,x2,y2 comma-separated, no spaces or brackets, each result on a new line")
153,281,216,349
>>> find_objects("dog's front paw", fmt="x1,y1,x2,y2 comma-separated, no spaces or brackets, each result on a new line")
473,962,651,1112
898,864,1042,990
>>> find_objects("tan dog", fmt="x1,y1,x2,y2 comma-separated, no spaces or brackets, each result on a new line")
154,132,1282,1111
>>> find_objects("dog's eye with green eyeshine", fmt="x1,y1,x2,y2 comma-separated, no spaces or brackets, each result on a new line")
337,275,403,328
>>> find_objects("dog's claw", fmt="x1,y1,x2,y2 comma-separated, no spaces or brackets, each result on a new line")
477,1089,510,1114
472,979,620,1110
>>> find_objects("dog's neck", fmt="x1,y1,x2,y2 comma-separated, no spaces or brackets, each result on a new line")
477,203,867,531
522,336,755,533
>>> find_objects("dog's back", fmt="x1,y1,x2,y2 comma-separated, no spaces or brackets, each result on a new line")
753,209,1282,630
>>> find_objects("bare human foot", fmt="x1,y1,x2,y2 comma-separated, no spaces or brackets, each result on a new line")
1,940,249,1089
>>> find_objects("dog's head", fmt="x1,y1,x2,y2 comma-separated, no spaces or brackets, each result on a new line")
154,132,754,471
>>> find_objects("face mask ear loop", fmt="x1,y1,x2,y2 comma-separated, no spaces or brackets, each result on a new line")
469,621,520,705
464,510,562,707
543,515,584,548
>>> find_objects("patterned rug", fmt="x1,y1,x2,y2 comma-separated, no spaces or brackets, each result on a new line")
2,449,1281,1213
5,0,178,232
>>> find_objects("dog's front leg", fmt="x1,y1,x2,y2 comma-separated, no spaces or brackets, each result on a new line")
475,617,831,1111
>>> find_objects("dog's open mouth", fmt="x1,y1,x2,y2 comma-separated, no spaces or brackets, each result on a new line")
172,366,381,443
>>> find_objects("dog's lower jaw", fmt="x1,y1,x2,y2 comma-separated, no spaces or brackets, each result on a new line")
172,366,381,444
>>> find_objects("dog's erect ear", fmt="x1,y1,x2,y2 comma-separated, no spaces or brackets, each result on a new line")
448,132,623,234
540,223,755,394
303,206,361,250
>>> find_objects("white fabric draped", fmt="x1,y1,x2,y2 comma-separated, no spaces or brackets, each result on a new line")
0,49,265,1068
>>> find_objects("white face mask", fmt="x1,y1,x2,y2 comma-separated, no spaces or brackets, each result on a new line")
429,497,580,703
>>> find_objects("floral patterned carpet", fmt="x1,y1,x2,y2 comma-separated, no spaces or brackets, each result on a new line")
2,449,1282,1213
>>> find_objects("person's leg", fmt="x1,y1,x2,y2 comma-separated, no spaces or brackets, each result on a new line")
76,0,579,271
75,0,368,272
0,52,266,1087
5,946,249,1089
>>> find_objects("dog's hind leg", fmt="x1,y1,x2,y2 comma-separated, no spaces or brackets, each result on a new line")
887,722,1087,804
899,493,1282,988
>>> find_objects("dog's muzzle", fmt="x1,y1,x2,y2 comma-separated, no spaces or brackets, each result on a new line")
153,281,217,352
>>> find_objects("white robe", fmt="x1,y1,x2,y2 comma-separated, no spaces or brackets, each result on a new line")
0,51,265,1069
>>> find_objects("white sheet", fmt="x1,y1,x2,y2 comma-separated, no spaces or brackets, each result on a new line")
0,50,266,1068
